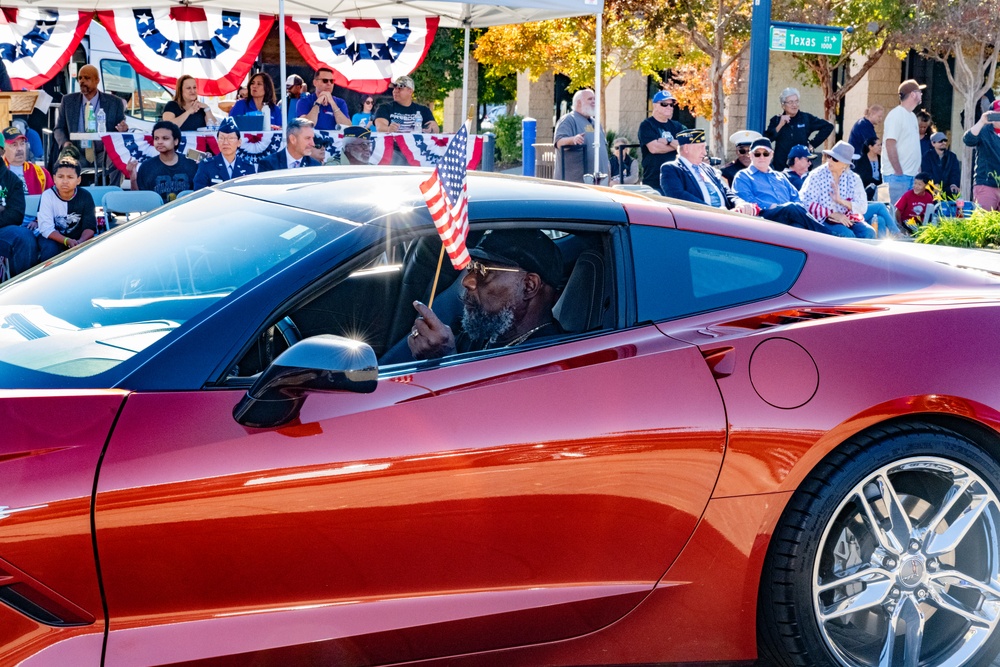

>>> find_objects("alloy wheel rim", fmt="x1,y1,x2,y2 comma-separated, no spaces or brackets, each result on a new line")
813,456,1000,667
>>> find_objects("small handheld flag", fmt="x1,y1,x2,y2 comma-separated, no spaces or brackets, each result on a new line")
419,123,471,271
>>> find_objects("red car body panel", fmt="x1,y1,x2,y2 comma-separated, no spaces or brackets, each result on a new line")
0,390,125,664
94,327,727,665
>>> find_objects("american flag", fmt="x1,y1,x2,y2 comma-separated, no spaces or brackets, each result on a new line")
419,123,471,270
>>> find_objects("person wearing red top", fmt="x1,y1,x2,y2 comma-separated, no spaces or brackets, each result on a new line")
894,172,935,233
3,126,51,196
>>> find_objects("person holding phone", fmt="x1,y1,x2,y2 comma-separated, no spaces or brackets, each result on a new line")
963,100,1000,211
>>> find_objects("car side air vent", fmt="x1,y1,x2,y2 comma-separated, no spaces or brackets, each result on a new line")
713,306,883,332
0,559,94,627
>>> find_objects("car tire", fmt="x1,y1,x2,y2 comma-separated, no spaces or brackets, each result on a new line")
758,422,1000,667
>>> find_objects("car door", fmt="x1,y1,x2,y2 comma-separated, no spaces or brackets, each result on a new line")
94,229,728,666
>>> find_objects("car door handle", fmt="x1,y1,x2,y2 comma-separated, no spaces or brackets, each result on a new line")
701,346,736,379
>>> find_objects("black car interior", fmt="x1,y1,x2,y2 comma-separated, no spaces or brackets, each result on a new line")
231,227,615,378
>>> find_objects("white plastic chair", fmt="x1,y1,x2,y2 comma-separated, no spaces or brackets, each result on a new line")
102,190,164,228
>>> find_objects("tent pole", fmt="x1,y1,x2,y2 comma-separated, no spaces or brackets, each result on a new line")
461,24,470,131
279,0,288,135
593,9,602,183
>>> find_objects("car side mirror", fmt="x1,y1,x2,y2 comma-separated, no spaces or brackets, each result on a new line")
233,334,378,428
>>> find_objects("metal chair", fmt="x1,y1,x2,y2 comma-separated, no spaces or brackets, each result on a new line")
102,190,163,228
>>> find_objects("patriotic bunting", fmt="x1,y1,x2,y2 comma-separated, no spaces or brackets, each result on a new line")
96,8,274,96
284,16,438,94
102,131,483,174
0,8,91,91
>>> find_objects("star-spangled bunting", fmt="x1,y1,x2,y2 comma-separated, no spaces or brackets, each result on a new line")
97,8,273,96
284,16,438,94
419,123,471,270
0,8,92,91
101,130,482,175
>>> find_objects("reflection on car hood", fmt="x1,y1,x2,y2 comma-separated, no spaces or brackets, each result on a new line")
0,306,178,378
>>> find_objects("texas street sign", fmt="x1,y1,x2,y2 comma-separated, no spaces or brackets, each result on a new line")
770,26,843,56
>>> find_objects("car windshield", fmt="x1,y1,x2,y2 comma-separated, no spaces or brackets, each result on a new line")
0,191,352,382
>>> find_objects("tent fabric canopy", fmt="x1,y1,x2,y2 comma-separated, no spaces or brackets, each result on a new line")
3,0,602,28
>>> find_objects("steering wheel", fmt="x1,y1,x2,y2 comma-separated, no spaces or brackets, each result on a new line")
272,316,301,349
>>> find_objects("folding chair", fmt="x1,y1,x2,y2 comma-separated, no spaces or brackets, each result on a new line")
102,190,164,228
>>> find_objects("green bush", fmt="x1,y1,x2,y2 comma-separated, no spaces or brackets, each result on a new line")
914,208,1000,249
493,114,523,166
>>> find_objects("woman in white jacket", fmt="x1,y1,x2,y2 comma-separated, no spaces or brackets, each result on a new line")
799,141,876,239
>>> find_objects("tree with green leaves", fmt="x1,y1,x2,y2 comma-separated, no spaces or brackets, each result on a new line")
774,0,912,136
410,28,467,113
897,0,1000,197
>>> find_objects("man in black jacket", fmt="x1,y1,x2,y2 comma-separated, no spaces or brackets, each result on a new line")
765,87,834,171
0,158,33,277
921,132,961,196
258,118,325,172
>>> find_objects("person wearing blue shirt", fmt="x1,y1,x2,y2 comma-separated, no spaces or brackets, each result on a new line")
229,72,282,129
296,68,351,131
733,138,832,234
782,144,815,191
848,105,883,159
193,118,256,190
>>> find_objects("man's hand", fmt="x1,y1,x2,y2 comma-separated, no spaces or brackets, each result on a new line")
315,91,334,107
115,119,128,132
126,158,138,176
407,301,456,360
734,202,757,216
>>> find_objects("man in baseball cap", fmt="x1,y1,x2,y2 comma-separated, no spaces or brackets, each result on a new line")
783,144,816,190
638,89,686,192
883,79,926,205
3,126,50,197
285,74,305,100
375,75,439,134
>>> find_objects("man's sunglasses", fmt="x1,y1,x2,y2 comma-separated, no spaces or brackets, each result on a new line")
752,150,772,158
467,260,524,280
737,147,750,154
657,101,676,108
316,78,334,84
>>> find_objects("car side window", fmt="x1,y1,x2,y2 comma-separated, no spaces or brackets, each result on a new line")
631,226,806,322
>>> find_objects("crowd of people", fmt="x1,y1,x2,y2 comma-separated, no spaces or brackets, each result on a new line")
557,77,1000,239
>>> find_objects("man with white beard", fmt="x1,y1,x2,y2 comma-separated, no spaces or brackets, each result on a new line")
406,229,565,360
553,89,609,184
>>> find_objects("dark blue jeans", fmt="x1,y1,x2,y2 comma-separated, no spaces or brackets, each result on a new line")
0,225,39,276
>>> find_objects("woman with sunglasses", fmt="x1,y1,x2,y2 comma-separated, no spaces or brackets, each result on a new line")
638,89,686,192
228,72,282,130
799,141,877,238
351,97,376,130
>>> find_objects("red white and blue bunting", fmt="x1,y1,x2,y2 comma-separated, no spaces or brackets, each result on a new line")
96,8,274,96
284,17,438,95
102,131,484,174
0,8,91,91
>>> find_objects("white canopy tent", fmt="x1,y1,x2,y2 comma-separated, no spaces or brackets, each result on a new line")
10,0,605,172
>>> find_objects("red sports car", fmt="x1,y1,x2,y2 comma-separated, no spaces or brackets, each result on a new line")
2,169,1000,667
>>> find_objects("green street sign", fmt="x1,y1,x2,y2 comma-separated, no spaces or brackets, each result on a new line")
770,26,843,56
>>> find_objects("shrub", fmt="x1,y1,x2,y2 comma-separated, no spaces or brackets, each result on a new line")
914,208,1000,249
492,114,523,167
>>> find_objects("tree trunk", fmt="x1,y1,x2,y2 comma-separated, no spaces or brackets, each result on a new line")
710,53,724,157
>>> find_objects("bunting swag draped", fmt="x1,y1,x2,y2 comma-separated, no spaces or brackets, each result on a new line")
102,131,484,172
0,8,91,91
284,16,438,94
96,8,274,96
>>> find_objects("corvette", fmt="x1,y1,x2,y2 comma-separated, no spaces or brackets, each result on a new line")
2,168,1000,667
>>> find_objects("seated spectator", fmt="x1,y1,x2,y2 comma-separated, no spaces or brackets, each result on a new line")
10,118,43,163
351,96,376,130
375,76,439,134
406,229,565,360
35,158,95,262
799,141,876,239
296,68,351,131
610,136,638,185
258,118,325,172
921,131,961,196
0,154,31,277
162,74,217,132
339,125,373,165
894,172,935,233
4,127,51,196
782,144,815,191
193,118,256,190
848,105,884,158
732,138,831,234
285,75,305,102
721,130,760,186
127,121,198,203
237,86,248,101
765,87,834,170
659,129,756,215
852,137,899,237
229,72,282,130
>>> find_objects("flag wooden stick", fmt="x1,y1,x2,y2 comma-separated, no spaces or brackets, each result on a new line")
427,243,446,309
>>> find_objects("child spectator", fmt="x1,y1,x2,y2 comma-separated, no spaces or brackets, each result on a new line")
36,158,96,261
894,172,935,234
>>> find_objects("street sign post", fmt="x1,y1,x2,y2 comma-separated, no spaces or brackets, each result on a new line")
769,26,843,56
